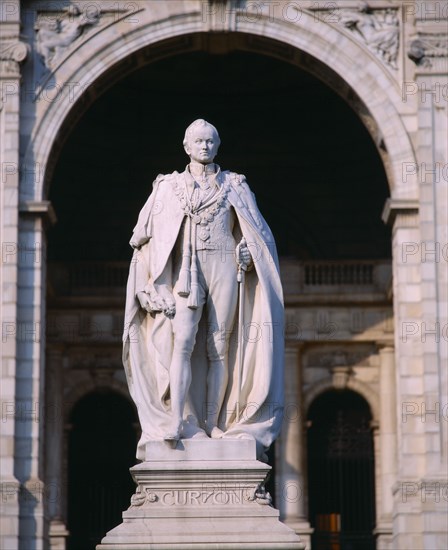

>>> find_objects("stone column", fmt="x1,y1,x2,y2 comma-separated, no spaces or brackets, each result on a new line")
0,2,28,548
375,345,397,550
45,347,69,550
277,344,313,548
408,16,448,483
14,211,47,550
385,8,448,548
383,200,424,549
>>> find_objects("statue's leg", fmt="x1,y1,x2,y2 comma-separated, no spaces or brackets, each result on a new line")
203,251,238,437
167,289,205,439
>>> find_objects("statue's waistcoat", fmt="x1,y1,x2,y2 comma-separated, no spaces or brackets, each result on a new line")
173,170,236,252
144,167,267,285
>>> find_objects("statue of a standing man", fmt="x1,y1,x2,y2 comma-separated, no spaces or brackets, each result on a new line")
123,120,285,460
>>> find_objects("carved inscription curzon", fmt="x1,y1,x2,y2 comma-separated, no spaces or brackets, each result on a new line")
157,488,252,506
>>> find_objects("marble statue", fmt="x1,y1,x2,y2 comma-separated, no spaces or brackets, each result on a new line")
123,119,284,460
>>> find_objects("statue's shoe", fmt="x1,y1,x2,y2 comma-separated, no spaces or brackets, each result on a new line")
205,425,224,439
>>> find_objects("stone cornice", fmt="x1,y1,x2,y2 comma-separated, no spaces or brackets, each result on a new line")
382,198,419,226
19,200,57,226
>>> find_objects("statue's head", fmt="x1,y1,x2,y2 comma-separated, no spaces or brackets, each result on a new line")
183,119,221,164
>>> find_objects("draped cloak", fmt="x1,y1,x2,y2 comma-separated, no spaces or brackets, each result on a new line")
123,169,285,460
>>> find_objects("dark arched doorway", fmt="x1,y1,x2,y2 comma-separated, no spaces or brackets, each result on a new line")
67,391,137,550
307,390,376,550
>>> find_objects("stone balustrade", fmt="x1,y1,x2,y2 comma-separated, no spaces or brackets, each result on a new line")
48,259,392,296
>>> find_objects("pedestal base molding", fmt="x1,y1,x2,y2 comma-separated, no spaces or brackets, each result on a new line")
97,439,304,549
48,520,69,550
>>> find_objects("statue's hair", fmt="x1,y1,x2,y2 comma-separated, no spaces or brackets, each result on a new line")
183,119,221,148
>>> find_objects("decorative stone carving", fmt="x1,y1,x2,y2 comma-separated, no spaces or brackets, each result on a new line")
0,39,29,76
408,33,448,69
35,5,101,69
248,483,273,506
337,2,399,69
130,487,158,508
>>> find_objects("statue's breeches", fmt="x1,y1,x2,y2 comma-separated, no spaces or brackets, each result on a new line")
171,248,238,362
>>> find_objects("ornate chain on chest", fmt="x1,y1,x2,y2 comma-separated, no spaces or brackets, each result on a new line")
173,175,231,228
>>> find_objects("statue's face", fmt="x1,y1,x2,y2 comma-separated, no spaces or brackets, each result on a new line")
185,125,219,164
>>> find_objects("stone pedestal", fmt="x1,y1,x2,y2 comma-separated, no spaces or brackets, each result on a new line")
97,438,304,549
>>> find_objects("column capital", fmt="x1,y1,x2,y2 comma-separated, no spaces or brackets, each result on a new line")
0,39,29,78
376,341,395,353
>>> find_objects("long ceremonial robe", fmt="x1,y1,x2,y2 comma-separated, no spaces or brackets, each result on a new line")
123,169,284,460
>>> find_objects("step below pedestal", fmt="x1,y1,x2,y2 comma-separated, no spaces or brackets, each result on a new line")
97,438,305,550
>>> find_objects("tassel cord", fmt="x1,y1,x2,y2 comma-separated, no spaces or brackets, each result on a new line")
177,215,192,297
187,221,199,310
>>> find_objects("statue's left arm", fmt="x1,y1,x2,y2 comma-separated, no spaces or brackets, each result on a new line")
229,173,279,270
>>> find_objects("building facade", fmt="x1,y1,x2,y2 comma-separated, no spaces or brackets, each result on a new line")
1,1,447,549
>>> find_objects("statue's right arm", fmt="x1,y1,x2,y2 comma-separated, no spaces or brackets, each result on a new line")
129,174,176,319
129,174,165,249
129,175,164,302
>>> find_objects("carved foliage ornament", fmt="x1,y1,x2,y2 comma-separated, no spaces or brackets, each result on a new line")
130,488,158,507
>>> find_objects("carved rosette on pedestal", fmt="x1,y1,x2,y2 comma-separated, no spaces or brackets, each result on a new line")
97,439,304,549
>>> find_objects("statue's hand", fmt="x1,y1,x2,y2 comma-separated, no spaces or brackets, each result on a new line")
236,237,253,271
138,285,176,318
161,295,176,319
150,285,177,319
137,291,163,313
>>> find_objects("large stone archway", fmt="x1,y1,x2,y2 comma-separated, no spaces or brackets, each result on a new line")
23,7,417,201
44,41,393,550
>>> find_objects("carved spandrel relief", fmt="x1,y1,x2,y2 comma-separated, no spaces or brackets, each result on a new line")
310,1,400,70
35,5,101,69
34,3,142,71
